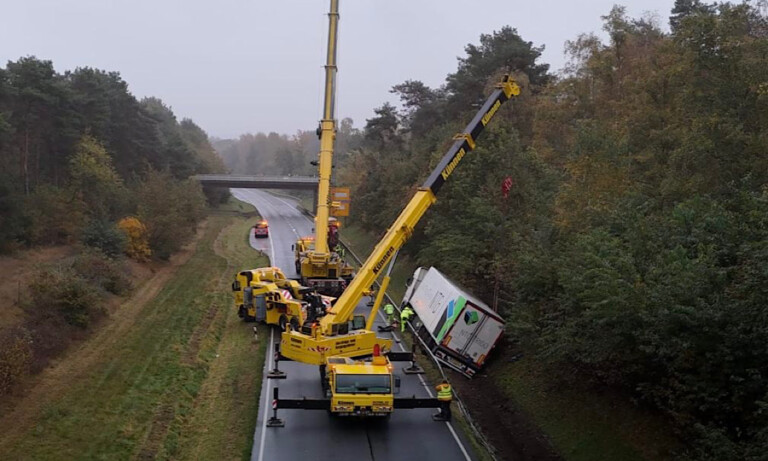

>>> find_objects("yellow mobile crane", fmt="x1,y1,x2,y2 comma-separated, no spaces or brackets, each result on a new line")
271,75,521,419
295,0,354,296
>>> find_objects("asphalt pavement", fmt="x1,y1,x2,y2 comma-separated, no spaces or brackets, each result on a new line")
230,188,478,461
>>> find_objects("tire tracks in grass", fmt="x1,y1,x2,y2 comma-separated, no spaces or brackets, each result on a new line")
0,222,208,455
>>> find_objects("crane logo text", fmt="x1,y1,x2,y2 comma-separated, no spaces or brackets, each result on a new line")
481,100,501,126
440,148,466,180
373,246,395,274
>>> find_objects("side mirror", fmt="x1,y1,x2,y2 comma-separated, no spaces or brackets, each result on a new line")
394,375,401,394
232,281,241,291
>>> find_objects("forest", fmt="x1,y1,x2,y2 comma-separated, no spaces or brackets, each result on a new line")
217,2,768,459
0,57,227,255
0,57,226,395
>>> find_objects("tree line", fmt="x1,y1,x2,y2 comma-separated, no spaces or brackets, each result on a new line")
0,57,227,255
213,117,362,177
0,57,228,395
330,2,765,459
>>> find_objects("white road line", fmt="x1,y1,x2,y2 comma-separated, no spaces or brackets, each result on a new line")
374,308,472,461
246,189,471,461
257,328,275,461
268,195,304,238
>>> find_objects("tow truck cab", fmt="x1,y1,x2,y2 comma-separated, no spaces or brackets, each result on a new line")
324,355,400,417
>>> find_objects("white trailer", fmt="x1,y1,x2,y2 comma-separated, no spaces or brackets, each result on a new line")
401,267,505,378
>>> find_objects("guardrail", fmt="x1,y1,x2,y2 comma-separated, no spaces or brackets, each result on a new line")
293,201,498,460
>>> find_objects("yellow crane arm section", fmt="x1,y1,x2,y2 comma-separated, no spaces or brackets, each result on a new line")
313,0,340,256
280,75,520,364
319,75,521,333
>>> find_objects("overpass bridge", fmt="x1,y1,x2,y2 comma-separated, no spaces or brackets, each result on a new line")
194,175,319,211
194,174,318,190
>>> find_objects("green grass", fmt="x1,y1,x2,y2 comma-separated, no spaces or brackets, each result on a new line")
1,197,269,461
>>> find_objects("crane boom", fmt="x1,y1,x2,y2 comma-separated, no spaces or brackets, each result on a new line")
280,75,520,364
319,75,521,329
313,0,339,256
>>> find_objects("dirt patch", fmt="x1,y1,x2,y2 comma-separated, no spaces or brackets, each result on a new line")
135,403,176,460
450,355,563,461
0,222,207,451
183,303,221,365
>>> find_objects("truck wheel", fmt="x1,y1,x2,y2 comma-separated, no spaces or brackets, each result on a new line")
278,315,287,331
290,317,300,331
238,306,245,319
295,261,301,273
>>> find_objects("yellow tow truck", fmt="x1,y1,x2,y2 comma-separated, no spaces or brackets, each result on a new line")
232,267,327,330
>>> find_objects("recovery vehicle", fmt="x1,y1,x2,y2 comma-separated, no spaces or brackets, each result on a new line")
273,62,521,420
238,0,520,420
280,74,521,366
232,267,327,330
294,0,354,296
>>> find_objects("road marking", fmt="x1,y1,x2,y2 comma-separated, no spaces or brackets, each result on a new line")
267,194,308,239
257,328,275,461
241,188,472,461
374,309,473,461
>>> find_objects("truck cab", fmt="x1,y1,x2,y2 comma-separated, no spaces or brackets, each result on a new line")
323,355,400,417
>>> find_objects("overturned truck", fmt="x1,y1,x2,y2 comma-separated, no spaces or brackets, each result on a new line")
402,267,505,378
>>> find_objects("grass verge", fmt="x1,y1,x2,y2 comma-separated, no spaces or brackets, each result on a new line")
0,197,268,461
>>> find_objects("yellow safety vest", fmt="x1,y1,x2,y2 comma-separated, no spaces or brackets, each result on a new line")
436,384,452,401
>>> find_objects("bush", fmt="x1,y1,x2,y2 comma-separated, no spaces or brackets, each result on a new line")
28,266,101,328
0,327,32,395
81,219,127,257
24,185,85,245
136,170,206,260
117,216,151,261
72,250,132,295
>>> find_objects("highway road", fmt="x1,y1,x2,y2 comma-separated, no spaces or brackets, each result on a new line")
230,189,479,461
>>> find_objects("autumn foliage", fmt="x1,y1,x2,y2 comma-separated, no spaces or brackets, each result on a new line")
118,217,151,261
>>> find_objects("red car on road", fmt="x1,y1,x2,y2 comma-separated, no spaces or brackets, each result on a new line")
253,220,269,238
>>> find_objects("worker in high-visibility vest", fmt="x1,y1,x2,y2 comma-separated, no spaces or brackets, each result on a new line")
383,303,396,326
400,306,415,333
434,380,453,421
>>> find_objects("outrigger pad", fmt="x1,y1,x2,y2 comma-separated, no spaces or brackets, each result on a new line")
267,416,285,427
403,363,425,374
267,370,287,379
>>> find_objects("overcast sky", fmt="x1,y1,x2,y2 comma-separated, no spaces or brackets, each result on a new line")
2,0,675,138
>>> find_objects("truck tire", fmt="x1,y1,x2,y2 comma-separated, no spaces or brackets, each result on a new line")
290,317,300,332
278,315,287,331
